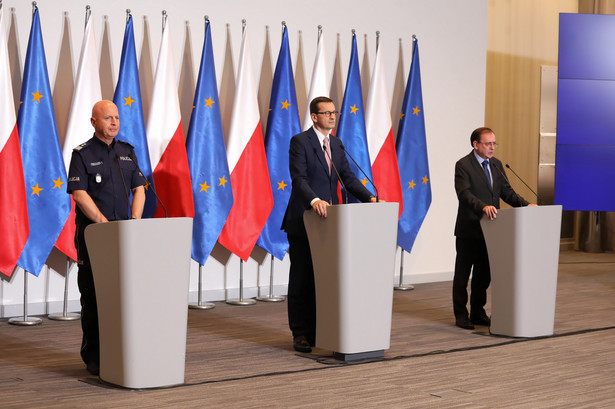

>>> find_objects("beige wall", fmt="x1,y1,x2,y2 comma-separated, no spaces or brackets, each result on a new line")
486,0,578,204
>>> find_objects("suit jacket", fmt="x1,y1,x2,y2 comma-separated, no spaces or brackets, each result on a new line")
281,127,373,235
454,151,529,239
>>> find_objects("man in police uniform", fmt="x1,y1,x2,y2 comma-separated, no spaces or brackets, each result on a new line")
67,100,146,375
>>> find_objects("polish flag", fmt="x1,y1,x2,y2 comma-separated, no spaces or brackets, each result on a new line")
301,28,328,131
146,17,194,218
218,24,273,261
0,7,29,276
365,39,403,217
55,11,101,261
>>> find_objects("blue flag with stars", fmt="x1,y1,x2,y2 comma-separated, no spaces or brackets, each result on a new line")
186,19,233,265
396,37,431,253
16,7,71,276
256,25,301,260
336,32,374,201
113,14,157,218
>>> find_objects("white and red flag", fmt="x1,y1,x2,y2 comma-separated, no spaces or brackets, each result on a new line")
55,9,101,261
301,28,328,131
146,16,194,218
0,6,29,276
218,23,273,261
365,38,403,216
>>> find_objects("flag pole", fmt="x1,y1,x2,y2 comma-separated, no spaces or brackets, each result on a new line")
256,254,285,302
189,263,215,309
226,259,256,305
394,247,414,291
49,257,81,320
8,268,42,326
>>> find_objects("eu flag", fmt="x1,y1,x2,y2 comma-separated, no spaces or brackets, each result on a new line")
113,14,157,218
256,24,301,260
396,37,431,253
16,7,71,276
186,18,233,265
336,32,374,201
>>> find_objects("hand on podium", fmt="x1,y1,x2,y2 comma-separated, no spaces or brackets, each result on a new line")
312,199,330,218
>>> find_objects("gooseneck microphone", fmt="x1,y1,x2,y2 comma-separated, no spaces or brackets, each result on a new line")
323,144,348,204
115,153,131,217
129,152,169,218
504,163,542,205
339,143,379,202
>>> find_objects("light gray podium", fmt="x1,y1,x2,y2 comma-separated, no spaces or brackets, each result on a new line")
480,205,562,338
303,202,398,361
85,217,193,389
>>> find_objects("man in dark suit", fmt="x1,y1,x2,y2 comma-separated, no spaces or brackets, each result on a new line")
453,127,535,330
282,96,377,352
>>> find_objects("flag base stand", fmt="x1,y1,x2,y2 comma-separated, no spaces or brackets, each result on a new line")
394,250,414,291
9,316,42,326
226,260,256,306
189,264,216,310
256,255,285,302
9,270,43,326
189,302,216,310
256,295,285,302
49,259,81,321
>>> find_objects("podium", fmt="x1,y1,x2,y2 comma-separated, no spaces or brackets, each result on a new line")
85,217,193,389
480,205,562,337
303,202,398,361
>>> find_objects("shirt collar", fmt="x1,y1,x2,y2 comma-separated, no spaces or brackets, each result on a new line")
312,125,330,147
473,150,488,165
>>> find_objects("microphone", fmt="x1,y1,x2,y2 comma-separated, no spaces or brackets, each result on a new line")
323,144,348,204
504,163,542,205
339,143,380,202
115,153,131,217
129,152,168,218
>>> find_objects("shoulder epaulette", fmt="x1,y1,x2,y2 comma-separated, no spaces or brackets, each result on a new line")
73,141,90,152
116,140,135,149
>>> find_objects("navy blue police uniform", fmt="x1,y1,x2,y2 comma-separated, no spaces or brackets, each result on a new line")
66,135,146,372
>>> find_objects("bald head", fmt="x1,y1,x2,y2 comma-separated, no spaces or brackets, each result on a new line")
91,100,119,145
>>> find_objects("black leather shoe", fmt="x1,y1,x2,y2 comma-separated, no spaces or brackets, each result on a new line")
455,317,475,330
293,336,312,353
86,363,100,376
471,314,491,326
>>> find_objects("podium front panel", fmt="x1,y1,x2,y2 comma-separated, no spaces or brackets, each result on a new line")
85,217,193,388
304,202,398,354
480,206,562,337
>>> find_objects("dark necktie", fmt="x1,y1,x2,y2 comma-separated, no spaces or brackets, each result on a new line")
482,160,491,187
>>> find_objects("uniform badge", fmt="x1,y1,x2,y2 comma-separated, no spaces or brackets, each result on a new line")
95,173,102,183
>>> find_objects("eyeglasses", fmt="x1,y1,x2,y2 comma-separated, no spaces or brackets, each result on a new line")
316,111,339,117
480,142,498,147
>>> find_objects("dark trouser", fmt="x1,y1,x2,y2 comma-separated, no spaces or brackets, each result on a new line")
287,233,316,346
75,220,99,368
453,236,491,319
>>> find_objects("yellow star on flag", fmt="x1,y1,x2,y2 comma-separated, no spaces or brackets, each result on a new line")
422,176,429,184
52,177,64,189
31,183,43,196
400,113,405,120
32,90,44,103
412,106,421,116
281,100,291,110
361,178,368,186
200,181,210,193
144,179,151,191
219,175,228,187
204,97,215,108
277,180,287,190
350,105,359,115
124,95,135,107
408,180,416,190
